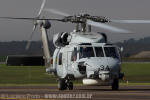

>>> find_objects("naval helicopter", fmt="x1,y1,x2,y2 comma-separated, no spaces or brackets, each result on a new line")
1,0,150,90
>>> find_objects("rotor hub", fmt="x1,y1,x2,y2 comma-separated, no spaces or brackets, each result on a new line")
62,14,110,24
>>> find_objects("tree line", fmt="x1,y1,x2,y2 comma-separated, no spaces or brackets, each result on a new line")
0,36,150,57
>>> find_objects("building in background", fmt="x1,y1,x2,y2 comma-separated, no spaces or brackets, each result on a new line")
6,55,44,66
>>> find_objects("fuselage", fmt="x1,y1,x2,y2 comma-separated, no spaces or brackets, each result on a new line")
50,32,121,85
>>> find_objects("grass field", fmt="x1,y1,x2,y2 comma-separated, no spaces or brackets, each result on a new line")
0,64,57,84
0,63,150,85
122,63,150,83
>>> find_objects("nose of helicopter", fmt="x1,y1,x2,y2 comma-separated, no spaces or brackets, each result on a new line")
84,57,120,70
82,57,121,79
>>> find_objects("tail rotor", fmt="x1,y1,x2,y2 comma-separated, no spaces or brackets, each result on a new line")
25,0,47,50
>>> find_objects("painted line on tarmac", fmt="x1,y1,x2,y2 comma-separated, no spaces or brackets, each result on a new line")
0,98,56,100
0,98,17,100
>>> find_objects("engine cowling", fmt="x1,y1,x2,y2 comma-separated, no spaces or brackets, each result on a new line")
53,32,70,47
97,32,107,43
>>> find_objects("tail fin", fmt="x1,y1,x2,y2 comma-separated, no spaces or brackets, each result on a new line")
40,26,55,73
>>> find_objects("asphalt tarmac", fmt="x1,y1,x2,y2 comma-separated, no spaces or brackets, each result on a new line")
0,85,150,100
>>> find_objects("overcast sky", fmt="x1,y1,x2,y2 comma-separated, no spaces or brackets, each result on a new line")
0,0,150,42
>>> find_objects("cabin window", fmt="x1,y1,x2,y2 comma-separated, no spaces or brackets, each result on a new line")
104,47,119,58
58,53,62,65
79,47,94,59
95,47,104,57
71,48,77,61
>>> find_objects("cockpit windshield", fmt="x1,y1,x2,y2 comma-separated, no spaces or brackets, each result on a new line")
79,47,95,59
104,47,119,58
95,47,104,57
79,45,120,59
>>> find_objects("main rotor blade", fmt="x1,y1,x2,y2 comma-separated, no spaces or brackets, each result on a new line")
111,20,150,23
25,25,37,50
0,17,64,21
43,8,70,16
38,0,46,17
87,20,132,33
0,17,35,20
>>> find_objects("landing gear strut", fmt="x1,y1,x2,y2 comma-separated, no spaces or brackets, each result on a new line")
58,79,73,90
112,79,119,90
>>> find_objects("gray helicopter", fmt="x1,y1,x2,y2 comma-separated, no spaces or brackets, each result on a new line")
1,0,150,90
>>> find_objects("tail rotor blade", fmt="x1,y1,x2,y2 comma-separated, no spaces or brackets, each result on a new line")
26,0,47,50
25,25,37,50
43,8,70,16
87,20,132,33
38,0,46,17
25,40,31,50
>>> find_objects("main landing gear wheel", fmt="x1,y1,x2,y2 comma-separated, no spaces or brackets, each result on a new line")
58,79,74,90
112,79,119,90
58,79,67,90
68,82,73,90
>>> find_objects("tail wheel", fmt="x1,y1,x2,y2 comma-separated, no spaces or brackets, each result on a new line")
112,79,119,90
58,79,67,90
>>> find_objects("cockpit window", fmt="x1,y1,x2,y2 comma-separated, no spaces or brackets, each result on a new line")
79,47,94,59
104,47,119,58
58,53,62,65
95,47,104,57
71,48,77,61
